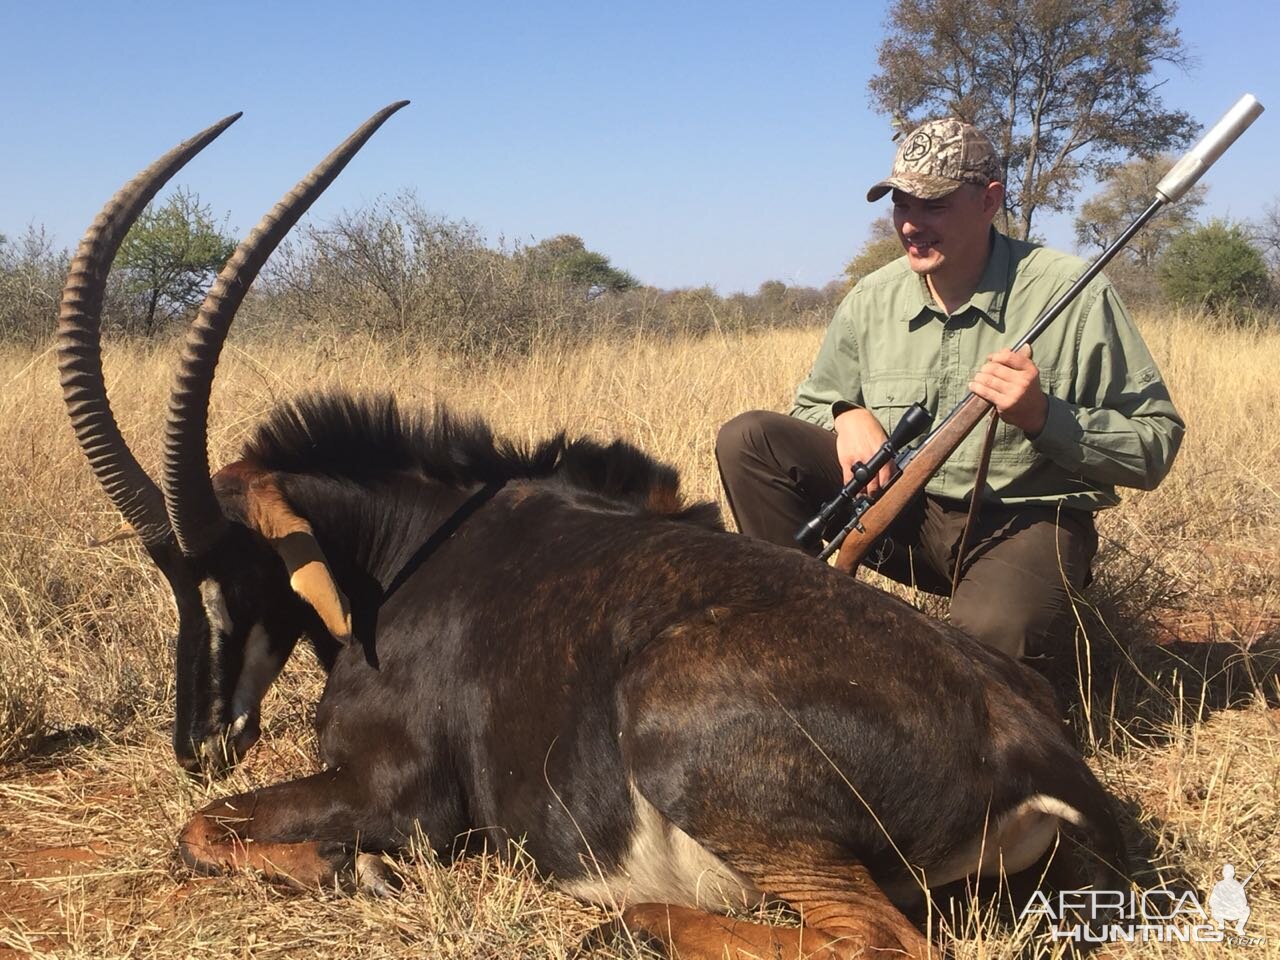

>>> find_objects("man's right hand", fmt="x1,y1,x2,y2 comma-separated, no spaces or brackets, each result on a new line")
834,408,895,494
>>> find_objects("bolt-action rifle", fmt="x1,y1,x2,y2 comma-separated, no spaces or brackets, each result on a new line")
796,94,1265,574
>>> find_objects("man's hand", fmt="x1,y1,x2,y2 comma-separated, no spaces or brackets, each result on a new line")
834,408,895,493
968,348,1048,436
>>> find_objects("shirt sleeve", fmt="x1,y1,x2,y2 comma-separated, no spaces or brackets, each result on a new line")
790,293,863,430
1030,282,1185,490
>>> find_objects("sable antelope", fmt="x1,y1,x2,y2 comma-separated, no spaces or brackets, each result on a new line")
59,103,1127,959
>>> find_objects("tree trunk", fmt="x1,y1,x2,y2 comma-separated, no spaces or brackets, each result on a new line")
145,289,161,336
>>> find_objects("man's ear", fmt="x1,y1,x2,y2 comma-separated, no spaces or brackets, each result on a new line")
982,181,1006,222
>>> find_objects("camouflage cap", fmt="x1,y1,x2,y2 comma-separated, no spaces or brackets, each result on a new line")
866,118,1002,202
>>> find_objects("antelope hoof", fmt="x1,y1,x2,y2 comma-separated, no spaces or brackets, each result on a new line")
353,852,399,897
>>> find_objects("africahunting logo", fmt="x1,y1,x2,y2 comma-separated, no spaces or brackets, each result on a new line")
1020,861,1266,946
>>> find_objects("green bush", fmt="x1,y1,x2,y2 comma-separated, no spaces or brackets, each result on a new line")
116,187,237,335
1157,220,1271,313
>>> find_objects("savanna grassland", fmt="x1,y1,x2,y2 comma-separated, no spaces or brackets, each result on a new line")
1,311,1278,958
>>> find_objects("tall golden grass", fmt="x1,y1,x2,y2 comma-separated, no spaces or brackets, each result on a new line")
1,310,1277,957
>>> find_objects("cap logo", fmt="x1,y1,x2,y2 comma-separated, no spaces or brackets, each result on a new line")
902,132,932,163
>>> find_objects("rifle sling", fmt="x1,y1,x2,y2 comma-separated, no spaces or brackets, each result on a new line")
950,407,999,598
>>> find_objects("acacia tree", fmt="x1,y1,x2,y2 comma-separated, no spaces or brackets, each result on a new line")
524,234,638,298
1074,155,1206,267
869,0,1196,239
117,187,236,334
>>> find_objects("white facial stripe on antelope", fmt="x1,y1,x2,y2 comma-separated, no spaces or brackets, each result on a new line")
194,578,239,767
557,781,764,912
230,624,288,726
198,579,230,715
245,475,352,642
199,578,232,634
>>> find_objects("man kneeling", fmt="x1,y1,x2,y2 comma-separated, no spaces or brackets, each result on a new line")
717,118,1183,661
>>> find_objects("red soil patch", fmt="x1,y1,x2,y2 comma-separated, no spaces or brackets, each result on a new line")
1,842,112,956
5,841,111,878
1149,602,1279,645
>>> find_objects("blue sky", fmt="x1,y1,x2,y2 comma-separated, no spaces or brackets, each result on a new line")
2,1,1275,293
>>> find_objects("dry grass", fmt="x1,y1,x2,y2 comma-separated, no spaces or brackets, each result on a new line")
1,310,1278,957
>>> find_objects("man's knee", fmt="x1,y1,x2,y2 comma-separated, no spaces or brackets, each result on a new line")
949,597,1029,660
947,510,1095,661
950,579,1078,661
714,410,776,471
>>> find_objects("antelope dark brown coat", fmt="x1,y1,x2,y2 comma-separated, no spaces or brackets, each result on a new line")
188,395,1124,959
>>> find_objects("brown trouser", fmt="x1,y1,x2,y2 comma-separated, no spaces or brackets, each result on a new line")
714,410,1098,660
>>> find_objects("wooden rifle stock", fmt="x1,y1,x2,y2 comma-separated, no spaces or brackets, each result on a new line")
833,392,992,573
833,341,1031,573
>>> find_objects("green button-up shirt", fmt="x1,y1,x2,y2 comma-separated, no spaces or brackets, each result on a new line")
791,231,1184,510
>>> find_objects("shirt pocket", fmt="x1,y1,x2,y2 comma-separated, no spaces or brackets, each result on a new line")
992,375,1057,462
861,375,931,438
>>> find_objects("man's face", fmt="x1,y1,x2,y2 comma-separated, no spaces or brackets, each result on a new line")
891,184,998,278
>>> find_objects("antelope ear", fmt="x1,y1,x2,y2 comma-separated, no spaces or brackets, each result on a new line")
244,474,353,643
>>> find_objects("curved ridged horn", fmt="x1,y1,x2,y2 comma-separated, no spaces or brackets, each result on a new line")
58,114,243,547
163,101,410,557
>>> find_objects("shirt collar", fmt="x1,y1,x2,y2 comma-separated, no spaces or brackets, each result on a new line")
903,228,1011,329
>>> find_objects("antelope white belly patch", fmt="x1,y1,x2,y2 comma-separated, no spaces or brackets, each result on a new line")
557,781,764,913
